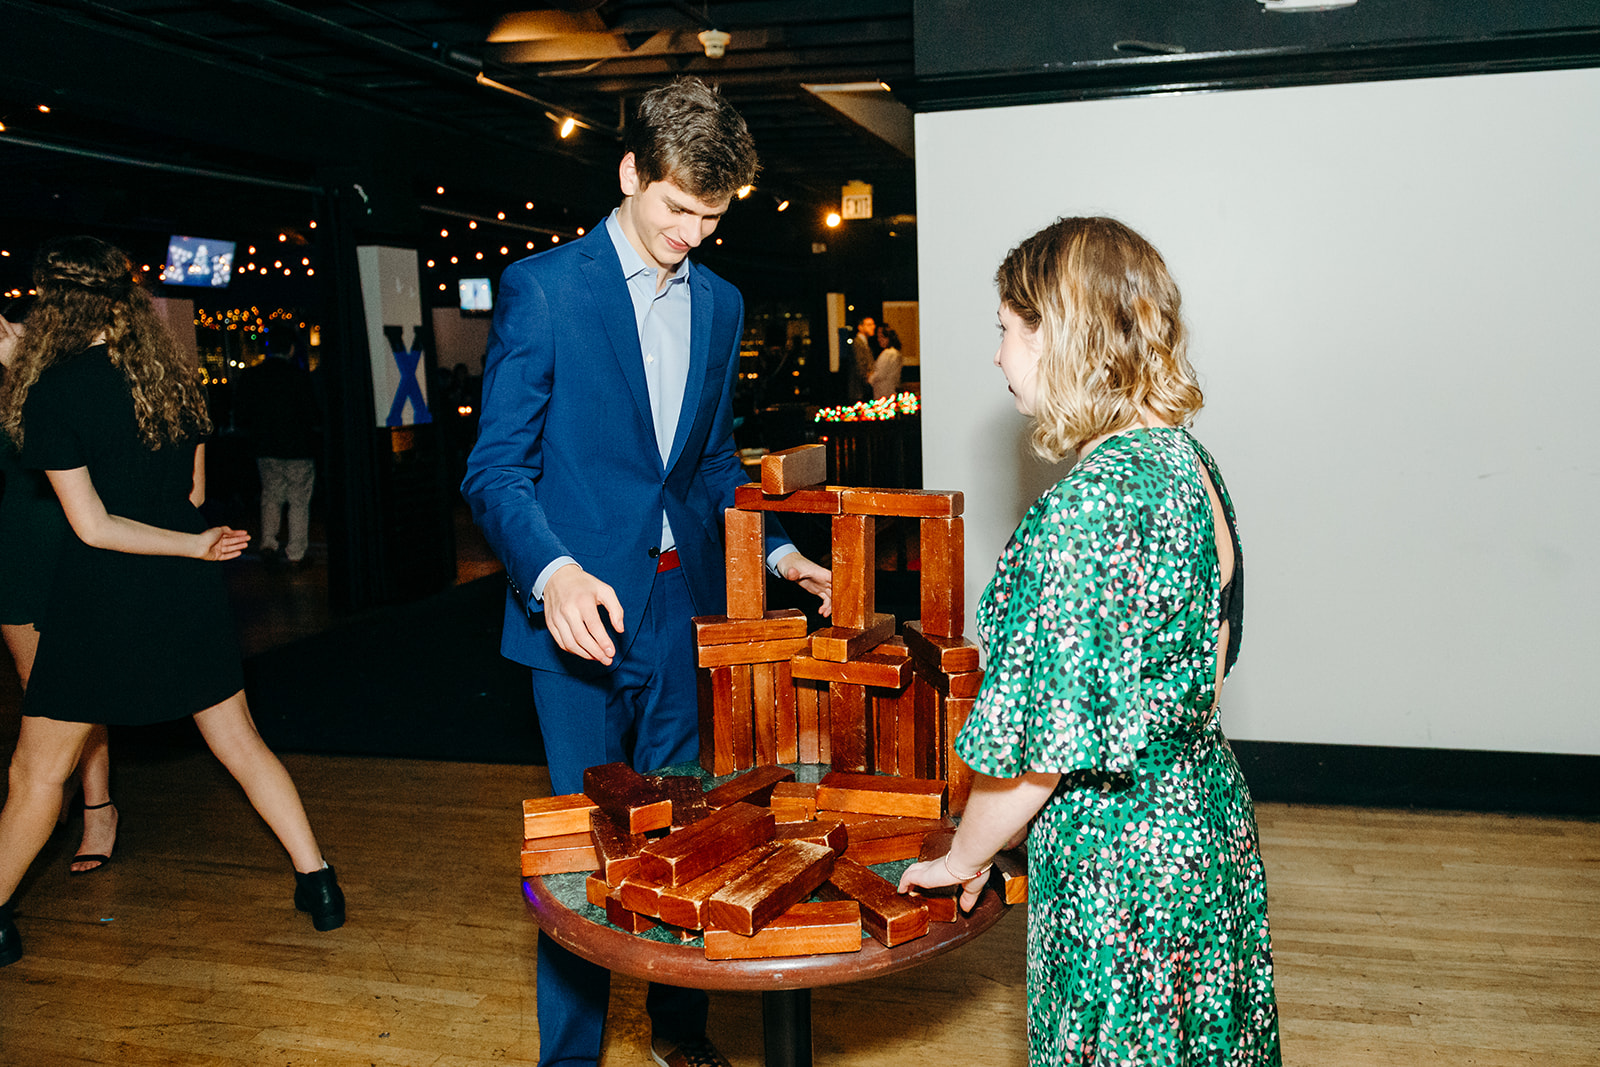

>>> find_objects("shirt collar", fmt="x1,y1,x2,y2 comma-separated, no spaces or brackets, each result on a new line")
605,208,691,287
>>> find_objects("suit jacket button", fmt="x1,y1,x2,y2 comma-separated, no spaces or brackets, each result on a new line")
648,547,661,558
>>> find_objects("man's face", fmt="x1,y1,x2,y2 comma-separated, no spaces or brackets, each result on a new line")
858,318,876,339
617,153,731,274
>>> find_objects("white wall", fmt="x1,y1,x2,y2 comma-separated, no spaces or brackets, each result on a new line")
917,67,1600,755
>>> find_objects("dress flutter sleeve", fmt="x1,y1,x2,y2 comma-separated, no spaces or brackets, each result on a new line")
19,371,87,471
954,477,1150,778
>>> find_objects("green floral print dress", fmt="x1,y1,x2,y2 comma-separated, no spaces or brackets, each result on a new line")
956,427,1281,1066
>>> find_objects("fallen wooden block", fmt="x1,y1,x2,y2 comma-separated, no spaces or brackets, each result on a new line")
991,848,1028,904
523,795,599,840
843,816,956,865
706,840,837,936
693,609,810,647
703,900,863,960
818,856,930,947
606,890,657,933
637,801,776,886
583,762,673,834
697,636,811,669
809,612,896,663
590,808,647,885
657,844,780,930
617,874,667,917
790,652,911,689
816,771,947,819
586,874,611,909
775,818,848,854
815,809,884,827
703,765,796,809
521,832,600,877
761,444,827,495
902,621,981,674
647,774,711,828
733,484,845,515
839,488,964,518
770,781,818,823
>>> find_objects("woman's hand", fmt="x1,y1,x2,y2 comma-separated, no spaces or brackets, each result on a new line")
197,526,250,561
898,854,993,914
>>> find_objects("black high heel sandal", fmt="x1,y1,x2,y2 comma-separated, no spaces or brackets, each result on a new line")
70,800,118,875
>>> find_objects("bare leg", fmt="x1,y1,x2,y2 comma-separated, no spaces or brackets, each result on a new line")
192,691,324,874
71,726,117,872
0,716,95,905
0,622,41,690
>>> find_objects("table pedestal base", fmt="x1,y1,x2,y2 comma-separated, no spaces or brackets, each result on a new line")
761,988,812,1067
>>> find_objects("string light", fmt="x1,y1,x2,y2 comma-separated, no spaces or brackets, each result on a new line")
815,393,920,422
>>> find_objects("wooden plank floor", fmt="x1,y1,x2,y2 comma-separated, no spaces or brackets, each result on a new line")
0,743,1594,1066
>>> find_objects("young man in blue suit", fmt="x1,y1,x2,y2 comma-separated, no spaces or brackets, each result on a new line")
463,78,832,1067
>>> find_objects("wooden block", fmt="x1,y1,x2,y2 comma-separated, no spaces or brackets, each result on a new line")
730,663,755,771
774,660,798,765
875,635,911,661
752,662,778,766
776,818,848,854
795,678,821,764
637,801,777,886
589,809,647,885
647,774,711,827
914,658,984,700
761,444,827,494
703,900,863,960
697,636,810,668
520,833,599,877
912,673,939,780
790,653,911,690
919,517,965,638
946,697,976,815
770,781,817,822
583,762,673,834
828,682,870,774
902,621,981,674
831,513,876,629
699,665,737,777
657,844,780,930
893,678,917,778
815,810,885,827
523,795,598,839
912,828,962,921
818,856,930,947
843,816,957,865
694,609,810,647
606,890,657,932
617,875,666,917
734,483,845,514
724,507,767,619
992,848,1028,904
872,687,898,776
817,682,831,764
840,488,964,518
702,765,796,810
809,612,896,663
586,874,611,909
816,771,947,819
706,841,837,936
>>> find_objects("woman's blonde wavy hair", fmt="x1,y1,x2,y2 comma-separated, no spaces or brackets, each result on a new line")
0,235,211,450
996,217,1202,461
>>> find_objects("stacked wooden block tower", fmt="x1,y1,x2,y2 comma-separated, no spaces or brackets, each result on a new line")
697,444,983,813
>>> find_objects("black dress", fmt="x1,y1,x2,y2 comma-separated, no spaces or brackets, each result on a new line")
19,345,243,724
0,439,71,625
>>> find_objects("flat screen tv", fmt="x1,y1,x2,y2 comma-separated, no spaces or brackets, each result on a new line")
459,277,492,312
161,235,235,288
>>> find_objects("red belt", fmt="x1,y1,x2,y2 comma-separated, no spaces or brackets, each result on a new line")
655,548,681,572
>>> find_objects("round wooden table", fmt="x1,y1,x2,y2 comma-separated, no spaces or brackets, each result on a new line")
522,874,1009,1067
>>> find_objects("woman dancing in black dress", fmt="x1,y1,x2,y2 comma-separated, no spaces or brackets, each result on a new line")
0,236,343,968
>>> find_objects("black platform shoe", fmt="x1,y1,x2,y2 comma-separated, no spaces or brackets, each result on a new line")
293,865,346,931
0,898,22,967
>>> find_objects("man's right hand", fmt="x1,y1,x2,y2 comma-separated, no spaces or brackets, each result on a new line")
542,563,625,665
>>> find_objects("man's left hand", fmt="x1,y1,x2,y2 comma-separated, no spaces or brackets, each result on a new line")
778,552,832,617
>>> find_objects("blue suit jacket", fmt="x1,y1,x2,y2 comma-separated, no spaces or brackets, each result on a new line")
462,223,785,673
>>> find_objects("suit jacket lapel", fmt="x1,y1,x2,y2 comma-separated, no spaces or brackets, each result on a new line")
579,232,657,457
667,265,714,474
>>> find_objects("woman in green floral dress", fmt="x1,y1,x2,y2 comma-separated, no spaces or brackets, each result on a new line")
900,217,1281,1065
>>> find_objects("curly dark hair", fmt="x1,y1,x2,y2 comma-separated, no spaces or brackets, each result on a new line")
625,76,758,202
0,236,212,450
